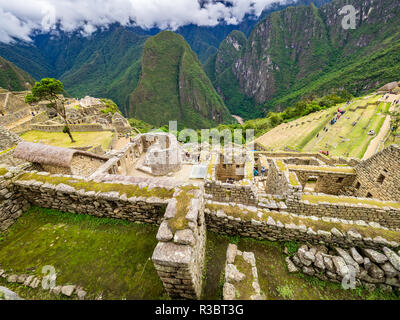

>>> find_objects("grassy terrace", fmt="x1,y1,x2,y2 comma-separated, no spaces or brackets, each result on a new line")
234,254,256,300
276,160,287,172
302,194,400,209
20,130,114,150
0,146,16,156
0,168,8,176
289,172,300,186
203,233,400,300
0,207,166,300
205,202,400,242
288,165,355,174
17,172,175,199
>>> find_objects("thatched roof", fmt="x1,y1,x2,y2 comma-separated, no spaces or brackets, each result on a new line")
14,142,108,168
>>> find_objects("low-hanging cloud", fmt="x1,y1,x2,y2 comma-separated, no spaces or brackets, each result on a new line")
0,0,293,43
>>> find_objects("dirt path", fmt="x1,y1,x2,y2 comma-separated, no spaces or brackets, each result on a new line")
114,137,130,150
232,115,244,125
363,115,391,160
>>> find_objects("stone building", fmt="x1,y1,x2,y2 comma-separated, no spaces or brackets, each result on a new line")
13,142,108,177
352,145,400,201
215,148,247,182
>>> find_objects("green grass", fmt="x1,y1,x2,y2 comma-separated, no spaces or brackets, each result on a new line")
234,254,257,300
17,172,175,200
0,168,8,176
0,207,166,300
301,101,387,159
289,172,300,186
0,146,16,156
202,233,400,300
20,130,114,150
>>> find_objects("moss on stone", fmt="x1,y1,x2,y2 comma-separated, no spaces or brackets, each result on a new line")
0,168,8,176
205,202,400,242
234,254,256,300
289,173,300,186
289,165,355,174
17,172,175,199
302,194,400,209
168,185,198,233
276,160,287,172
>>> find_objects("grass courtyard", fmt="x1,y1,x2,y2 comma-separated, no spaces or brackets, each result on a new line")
20,130,114,150
0,207,166,300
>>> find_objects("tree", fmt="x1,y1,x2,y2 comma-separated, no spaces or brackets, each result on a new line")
25,78,75,143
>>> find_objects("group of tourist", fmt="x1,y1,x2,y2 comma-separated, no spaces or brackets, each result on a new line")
185,152,201,163
254,166,266,177
330,108,346,126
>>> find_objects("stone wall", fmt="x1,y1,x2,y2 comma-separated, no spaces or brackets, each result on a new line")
287,244,400,293
0,125,21,151
13,172,171,225
70,155,107,177
0,168,31,231
152,187,206,299
264,159,302,200
205,202,399,251
30,123,106,132
0,108,30,127
286,197,400,229
204,180,258,206
292,168,356,195
254,144,360,167
353,145,400,201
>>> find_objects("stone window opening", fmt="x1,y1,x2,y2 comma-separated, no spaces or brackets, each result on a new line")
366,192,373,198
377,174,386,184
355,182,361,189
337,177,344,183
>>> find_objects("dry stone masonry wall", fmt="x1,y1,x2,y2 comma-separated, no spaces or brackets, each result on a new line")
353,145,400,201
287,196,400,229
287,244,400,293
152,186,206,299
205,201,399,251
13,172,170,225
0,168,30,231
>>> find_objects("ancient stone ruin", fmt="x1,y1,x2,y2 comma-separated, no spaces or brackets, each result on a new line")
1,127,400,299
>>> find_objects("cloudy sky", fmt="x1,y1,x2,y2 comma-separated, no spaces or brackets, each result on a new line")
0,0,292,43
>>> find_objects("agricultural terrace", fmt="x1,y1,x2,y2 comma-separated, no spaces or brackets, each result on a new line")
20,130,114,150
256,95,391,159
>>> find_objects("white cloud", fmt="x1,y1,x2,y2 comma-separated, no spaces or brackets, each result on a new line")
0,0,293,43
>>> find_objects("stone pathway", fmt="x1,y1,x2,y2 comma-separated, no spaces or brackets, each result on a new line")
363,115,391,160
